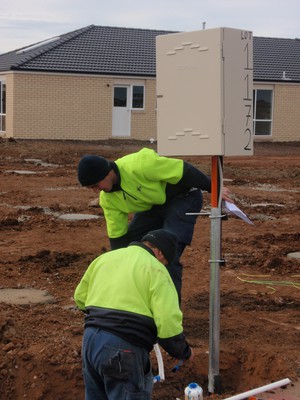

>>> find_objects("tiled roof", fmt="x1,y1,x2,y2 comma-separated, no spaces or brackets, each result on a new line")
1,25,299,82
0,25,173,76
253,36,300,82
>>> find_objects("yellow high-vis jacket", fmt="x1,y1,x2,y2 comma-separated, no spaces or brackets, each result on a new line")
74,243,191,359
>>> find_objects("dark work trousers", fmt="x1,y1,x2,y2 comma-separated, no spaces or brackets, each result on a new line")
110,189,203,302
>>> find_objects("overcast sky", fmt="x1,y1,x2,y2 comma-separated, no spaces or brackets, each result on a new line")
1,0,299,54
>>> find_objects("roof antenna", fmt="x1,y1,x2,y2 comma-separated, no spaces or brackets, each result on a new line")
202,22,206,30
282,71,291,80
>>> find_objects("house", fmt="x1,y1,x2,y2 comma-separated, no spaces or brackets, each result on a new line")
0,25,299,142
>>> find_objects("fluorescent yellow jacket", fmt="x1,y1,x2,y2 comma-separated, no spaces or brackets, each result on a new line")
100,148,184,238
74,243,191,359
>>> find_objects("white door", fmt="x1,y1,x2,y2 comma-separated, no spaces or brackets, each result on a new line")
112,86,131,136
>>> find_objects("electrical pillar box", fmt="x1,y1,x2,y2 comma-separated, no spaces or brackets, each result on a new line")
156,27,253,156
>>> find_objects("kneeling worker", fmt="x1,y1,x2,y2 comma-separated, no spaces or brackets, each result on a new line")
74,229,193,400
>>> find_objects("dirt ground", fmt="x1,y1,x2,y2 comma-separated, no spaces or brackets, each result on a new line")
0,138,299,400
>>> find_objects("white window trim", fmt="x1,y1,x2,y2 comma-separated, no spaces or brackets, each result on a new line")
131,84,145,110
0,80,6,133
253,85,274,137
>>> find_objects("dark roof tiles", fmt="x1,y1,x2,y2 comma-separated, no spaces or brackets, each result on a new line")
0,25,172,76
1,25,299,82
253,36,300,81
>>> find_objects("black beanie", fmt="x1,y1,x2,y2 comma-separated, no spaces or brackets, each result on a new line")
78,155,112,186
142,229,178,265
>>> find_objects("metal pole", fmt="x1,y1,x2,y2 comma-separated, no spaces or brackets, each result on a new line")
208,156,223,394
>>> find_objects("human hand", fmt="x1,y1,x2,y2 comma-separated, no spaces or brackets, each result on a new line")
222,186,233,203
171,347,194,372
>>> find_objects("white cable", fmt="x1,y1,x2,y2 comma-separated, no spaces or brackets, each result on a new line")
153,343,165,382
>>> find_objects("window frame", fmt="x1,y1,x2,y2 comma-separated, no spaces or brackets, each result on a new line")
253,87,274,137
131,85,145,110
0,80,6,132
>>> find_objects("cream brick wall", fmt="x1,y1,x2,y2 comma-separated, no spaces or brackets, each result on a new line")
9,72,158,141
131,79,157,140
4,72,300,142
272,83,300,141
254,82,300,142
11,72,114,140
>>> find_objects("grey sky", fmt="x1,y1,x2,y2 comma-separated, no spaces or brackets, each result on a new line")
1,0,299,53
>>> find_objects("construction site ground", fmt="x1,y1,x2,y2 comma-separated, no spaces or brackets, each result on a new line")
0,138,299,400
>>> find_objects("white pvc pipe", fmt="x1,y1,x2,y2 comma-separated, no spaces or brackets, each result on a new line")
153,343,165,382
224,378,291,400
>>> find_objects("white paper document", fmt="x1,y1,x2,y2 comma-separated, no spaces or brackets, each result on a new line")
224,201,255,225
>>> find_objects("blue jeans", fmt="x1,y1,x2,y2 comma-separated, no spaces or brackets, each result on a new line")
82,328,153,400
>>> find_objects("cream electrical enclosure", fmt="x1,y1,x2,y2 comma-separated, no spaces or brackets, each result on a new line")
156,27,253,156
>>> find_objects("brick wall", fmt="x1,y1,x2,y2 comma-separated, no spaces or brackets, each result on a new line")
272,83,300,141
5,72,300,142
10,72,158,141
131,79,157,141
11,72,113,140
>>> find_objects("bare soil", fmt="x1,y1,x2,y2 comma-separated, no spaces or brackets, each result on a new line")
0,138,299,400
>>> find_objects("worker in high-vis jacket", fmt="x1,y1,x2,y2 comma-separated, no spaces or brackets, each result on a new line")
74,229,193,400
77,147,232,300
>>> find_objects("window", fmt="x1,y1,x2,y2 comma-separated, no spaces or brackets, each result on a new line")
114,87,127,107
0,81,6,132
132,85,144,109
113,84,145,109
253,89,273,136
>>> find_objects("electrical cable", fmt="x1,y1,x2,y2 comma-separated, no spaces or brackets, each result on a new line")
153,343,165,383
237,276,300,289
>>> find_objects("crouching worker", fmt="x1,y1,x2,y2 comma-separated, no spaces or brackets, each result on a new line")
74,229,193,400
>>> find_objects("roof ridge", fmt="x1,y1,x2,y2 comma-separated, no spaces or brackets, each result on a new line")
94,24,177,34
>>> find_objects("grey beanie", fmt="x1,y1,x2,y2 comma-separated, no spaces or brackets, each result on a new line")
142,229,178,265
78,155,112,186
